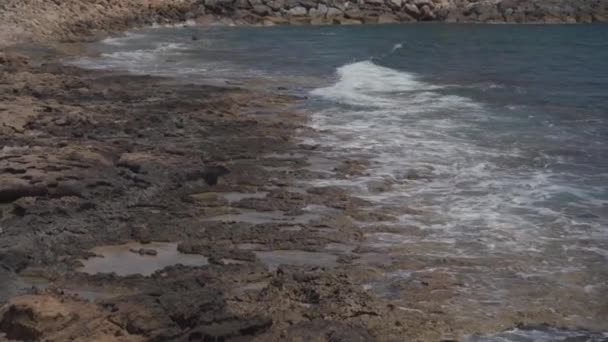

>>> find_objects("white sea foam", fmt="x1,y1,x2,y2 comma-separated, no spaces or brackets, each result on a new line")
71,42,188,74
390,42,403,53
307,60,607,259
101,32,146,46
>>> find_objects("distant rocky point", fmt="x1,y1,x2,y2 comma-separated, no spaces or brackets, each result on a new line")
0,0,606,46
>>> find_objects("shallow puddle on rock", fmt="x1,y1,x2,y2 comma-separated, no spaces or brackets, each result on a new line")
78,242,209,276
254,250,338,271
220,191,268,203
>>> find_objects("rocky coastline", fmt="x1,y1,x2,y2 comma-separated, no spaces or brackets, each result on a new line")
1,0,607,47
2,1,608,341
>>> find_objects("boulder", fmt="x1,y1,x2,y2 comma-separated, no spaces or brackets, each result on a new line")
285,0,315,8
299,0,319,9
387,0,402,10
264,0,284,10
498,0,518,12
235,0,251,8
413,0,433,9
344,8,365,19
309,7,326,17
404,3,420,16
419,4,434,19
252,4,271,15
288,6,307,15
364,0,384,5
326,7,343,17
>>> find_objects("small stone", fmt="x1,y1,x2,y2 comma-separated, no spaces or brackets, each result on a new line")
140,249,158,256
129,248,158,256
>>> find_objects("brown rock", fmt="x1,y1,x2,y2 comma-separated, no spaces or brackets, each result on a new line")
404,3,420,16
0,295,142,341
0,177,48,203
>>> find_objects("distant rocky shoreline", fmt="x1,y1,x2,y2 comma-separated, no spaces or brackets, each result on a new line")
1,0,606,47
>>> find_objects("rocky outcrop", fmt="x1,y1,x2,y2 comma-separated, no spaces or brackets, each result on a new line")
1,0,607,47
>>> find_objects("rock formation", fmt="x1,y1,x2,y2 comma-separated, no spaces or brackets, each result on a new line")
1,0,606,47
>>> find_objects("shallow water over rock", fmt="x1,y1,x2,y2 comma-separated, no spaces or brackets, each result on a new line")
78,242,209,276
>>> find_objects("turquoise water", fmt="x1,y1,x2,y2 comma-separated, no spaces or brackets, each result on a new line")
74,24,608,338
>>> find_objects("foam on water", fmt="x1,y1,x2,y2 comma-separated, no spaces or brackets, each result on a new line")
310,61,448,108
101,32,146,46
307,60,608,260
73,41,190,75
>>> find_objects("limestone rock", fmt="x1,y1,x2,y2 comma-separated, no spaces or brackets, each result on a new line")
235,0,252,9
413,0,434,9
252,4,272,15
0,295,141,341
0,177,48,203
326,7,343,17
396,11,416,21
288,6,308,15
264,0,284,10
404,3,420,16
387,0,403,10
344,8,365,19
420,4,435,19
